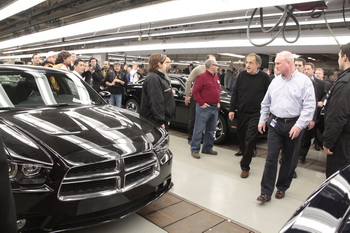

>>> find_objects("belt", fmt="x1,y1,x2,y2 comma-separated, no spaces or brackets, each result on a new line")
272,114,299,123
207,103,218,107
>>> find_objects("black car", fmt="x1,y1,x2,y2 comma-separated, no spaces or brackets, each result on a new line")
0,65,173,232
280,165,350,233
123,74,237,144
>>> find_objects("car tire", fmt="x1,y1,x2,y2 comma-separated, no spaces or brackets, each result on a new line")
125,99,140,113
214,114,228,144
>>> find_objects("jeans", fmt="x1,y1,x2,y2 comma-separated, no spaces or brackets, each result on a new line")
187,95,196,142
109,94,122,107
191,104,218,153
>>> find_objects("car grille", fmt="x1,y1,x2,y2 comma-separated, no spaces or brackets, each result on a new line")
58,152,159,201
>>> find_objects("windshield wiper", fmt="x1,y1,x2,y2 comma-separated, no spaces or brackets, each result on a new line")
0,107,12,110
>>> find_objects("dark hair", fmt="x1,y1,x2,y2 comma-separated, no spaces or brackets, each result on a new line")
340,42,350,59
305,62,315,70
56,51,71,64
295,57,306,66
89,57,98,63
74,59,83,66
148,53,167,72
31,53,39,59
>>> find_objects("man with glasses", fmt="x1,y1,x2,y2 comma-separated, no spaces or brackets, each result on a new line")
228,53,270,178
190,59,221,159
185,54,216,145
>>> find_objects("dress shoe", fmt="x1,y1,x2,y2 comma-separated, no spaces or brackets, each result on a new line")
275,190,285,199
202,150,218,155
299,156,306,163
293,171,297,179
235,151,243,156
240,170,249,178
257,194,271,203
191,152,200,159
187,139,191,145
314,144,321,151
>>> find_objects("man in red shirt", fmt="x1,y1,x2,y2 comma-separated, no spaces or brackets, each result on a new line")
191,59,221,159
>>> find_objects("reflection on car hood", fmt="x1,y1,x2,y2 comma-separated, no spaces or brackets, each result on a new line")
280,166,350,233
0,105,162,165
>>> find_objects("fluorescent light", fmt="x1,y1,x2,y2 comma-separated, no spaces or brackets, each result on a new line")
0,0,45,22
218,53,245,58
0,0,321,50
1,35,348,60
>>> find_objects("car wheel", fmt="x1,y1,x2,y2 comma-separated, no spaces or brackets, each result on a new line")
214,114,228,144
125,99,140,113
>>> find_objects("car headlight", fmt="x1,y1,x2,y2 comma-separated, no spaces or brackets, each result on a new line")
154,135,172,165
9,162,51,185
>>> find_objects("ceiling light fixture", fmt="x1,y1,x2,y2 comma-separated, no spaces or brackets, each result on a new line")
0,0,45,22
0,0,322,50
1,35,349,60
218,53,246,58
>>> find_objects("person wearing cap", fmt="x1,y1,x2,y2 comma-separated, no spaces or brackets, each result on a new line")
42,51,57,68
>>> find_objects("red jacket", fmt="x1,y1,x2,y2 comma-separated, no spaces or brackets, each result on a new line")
192,70,221,106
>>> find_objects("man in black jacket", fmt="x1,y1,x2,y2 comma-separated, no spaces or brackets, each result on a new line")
105,62,128,107
86,57,104,93
228,53,270,178
298,62,328,163
323,42,350,178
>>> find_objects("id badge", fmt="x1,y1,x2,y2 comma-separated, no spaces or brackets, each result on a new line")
270,119,277,128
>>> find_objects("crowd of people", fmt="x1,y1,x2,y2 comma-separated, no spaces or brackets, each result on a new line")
182,43,350,205
2,44,350,209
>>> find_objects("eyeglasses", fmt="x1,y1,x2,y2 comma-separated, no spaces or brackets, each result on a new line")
212,64,219,67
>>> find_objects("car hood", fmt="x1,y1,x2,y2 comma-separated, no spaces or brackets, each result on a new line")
280,166,350,233
0,105,163,166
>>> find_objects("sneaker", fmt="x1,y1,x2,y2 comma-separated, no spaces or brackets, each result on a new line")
202,150,218,155
191,152,200,159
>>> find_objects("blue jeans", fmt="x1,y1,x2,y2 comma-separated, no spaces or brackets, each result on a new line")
191,104,218,153
109,94,122,107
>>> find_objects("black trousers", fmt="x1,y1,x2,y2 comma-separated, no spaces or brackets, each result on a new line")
187,95,196,141
237,116,259,171
299,126,315,159
326,133,350,178
314,115,325,147
0,135,17,233
260,118,304,196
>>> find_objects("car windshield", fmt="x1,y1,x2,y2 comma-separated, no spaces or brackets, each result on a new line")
0,70,105,108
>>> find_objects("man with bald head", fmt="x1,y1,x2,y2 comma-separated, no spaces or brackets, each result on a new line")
257,51,316,203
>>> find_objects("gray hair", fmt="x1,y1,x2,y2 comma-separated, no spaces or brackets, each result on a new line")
205,59,216,69
277,51,294,64
246,53,262,66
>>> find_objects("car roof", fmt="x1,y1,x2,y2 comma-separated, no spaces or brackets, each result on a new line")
0,64,71,75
